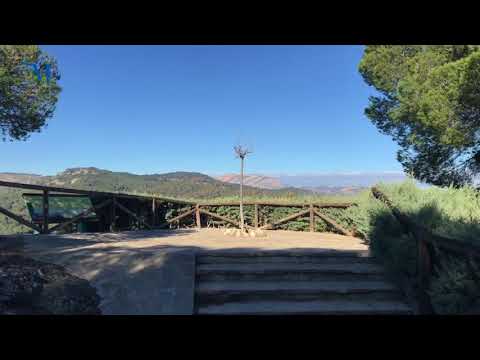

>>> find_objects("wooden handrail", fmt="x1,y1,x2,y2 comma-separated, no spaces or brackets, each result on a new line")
198,208,254,229
371,186,480,314
260,208,311,230
313,209,354,237
197,201,355,207
0,180,195,205
0,179,354,236
371,187,480,258
0,205,42,233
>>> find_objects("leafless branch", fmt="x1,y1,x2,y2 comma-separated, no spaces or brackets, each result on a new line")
234,145,252,159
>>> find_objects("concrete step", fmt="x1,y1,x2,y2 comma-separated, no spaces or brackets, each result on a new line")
197,280,398,293
197,273,387,282
197,255,376,265
196,299,413,315
196,250,371,258
194,250,412,315
197,262,383,277
197,262,384,274
196,280,403,304
197,262,387,281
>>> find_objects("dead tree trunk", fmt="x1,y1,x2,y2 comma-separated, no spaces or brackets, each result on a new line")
239,156,245,232
234,144,252,232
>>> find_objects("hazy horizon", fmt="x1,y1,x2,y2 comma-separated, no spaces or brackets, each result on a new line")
1,166,413,189
1,167,405,178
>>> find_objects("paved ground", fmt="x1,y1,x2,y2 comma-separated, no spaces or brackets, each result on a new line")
2,229,369,314
23,228,368,252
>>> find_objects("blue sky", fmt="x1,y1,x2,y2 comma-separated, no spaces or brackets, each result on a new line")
1,45,402,176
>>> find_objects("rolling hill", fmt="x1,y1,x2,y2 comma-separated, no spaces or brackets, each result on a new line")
0,167,312,235
6,167,310,198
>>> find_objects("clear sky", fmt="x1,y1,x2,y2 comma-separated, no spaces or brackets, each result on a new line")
1,45,402,176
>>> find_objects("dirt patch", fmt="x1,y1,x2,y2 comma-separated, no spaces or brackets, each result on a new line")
0,249,101,315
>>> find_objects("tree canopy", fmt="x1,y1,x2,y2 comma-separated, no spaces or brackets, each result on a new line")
0,45,61,141
359,45,480,187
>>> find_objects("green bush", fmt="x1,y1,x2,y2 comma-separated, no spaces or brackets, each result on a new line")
429,257,480,314
345,180,480,314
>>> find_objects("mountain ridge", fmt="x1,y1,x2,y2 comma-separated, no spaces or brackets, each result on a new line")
0,167,311,199
214,174,283,190
213,172,410,193
1,168,410,196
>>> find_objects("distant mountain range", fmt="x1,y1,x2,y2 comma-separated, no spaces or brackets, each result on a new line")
278,172,408,188
214,174,283,190
299,186,367,195
0,169,411,196
0,172,43,184
0,167,315,234
214,172,409,194
0,168,412,235
0,167,310,199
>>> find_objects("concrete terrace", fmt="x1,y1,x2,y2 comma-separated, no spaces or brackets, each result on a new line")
3,229,371,314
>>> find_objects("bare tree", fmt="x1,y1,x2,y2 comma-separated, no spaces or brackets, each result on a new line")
234,145,252,232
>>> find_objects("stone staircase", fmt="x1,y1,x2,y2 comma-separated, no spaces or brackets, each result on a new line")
194,250,413,315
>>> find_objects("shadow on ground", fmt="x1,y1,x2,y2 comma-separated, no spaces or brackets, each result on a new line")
1,229,373,315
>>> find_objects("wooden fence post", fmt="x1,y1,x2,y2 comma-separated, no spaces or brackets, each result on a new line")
417,230,434,314
152,198,156,227
254,204,259,229
309,204,315,232
42,190,49,234
196,204,201,229
110,196,117,232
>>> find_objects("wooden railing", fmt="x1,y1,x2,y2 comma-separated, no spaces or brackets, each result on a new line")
0,180,193,234
371,187,480,314
186,202,355,235
0,180,356,236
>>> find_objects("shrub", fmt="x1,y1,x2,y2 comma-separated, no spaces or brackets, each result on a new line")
347,180,480,314
429,256,480,314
